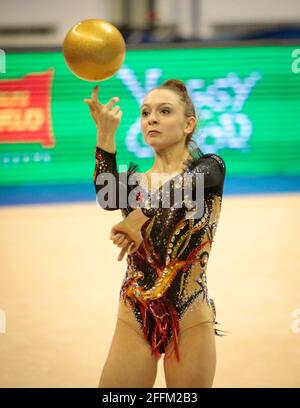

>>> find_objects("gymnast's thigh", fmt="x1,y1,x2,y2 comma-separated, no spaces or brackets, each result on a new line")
163,299,216,387
163,320,216,388
178,297,215,333
116,298,146,337
99,306,159,388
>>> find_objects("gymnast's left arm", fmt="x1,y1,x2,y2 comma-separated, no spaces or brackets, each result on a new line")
110,208,150,261
192,154,226,188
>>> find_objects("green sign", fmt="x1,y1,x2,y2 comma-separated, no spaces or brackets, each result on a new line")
1,44,300,186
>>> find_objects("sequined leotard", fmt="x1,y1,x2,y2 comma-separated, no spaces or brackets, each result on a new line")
94,145,226,362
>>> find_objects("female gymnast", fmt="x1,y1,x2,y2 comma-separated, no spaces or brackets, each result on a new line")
84,79,226,388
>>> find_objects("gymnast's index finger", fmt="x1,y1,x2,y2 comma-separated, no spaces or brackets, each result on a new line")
92,85,102,106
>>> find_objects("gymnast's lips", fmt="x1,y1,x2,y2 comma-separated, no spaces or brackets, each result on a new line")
148,130,161,135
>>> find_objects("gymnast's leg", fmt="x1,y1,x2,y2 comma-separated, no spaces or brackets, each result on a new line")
163,321,216,388
98,318,159,388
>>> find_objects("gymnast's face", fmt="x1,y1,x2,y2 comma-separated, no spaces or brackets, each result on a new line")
140,89,193,151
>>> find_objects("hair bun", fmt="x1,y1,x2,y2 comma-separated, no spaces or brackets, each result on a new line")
162,79,187,94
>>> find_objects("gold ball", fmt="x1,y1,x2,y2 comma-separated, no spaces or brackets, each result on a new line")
63,19,126,82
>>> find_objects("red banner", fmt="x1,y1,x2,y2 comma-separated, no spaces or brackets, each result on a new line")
0,70,55,147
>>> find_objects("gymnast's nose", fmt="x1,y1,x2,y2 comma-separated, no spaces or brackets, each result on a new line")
147,112,159,125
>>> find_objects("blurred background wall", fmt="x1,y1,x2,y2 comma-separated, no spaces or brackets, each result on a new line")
1,0,300,47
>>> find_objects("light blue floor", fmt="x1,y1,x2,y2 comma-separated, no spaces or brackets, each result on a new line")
0,176,299,206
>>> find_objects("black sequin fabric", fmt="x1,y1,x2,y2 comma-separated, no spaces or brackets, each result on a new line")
93,145,226,361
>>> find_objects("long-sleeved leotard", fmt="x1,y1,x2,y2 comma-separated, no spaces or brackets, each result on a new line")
93,145,226,362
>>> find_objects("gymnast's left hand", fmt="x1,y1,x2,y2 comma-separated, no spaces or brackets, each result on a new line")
109,232,135,262
110,221,143,261
110,208,150,261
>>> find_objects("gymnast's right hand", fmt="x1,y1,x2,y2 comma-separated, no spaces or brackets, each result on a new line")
84,85,123,150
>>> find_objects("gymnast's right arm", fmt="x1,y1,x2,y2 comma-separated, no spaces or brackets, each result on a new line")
93,146,123,211
84,84,123,210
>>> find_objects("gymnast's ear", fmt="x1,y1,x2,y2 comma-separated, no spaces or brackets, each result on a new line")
184,116,196,136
